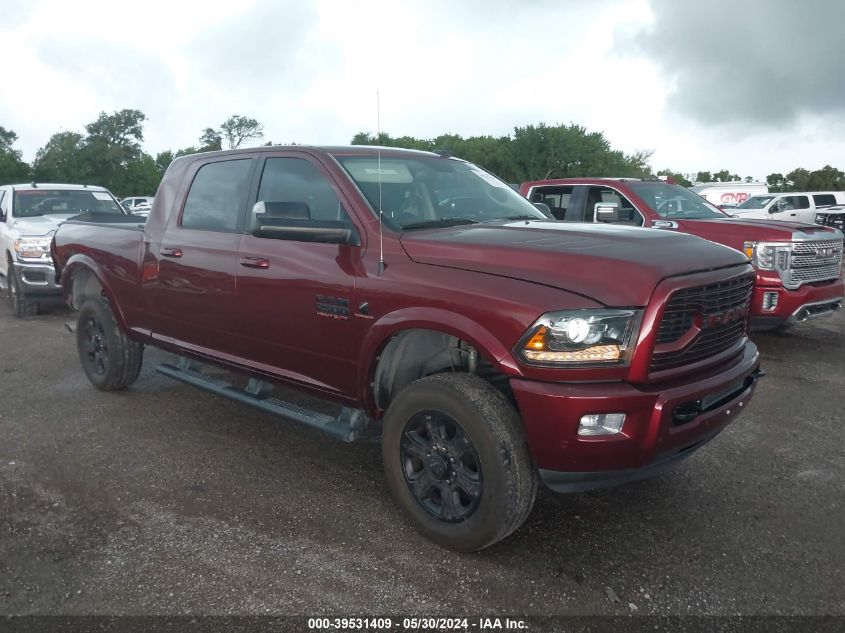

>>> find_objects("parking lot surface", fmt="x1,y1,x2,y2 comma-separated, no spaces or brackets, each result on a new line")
0,298,843,616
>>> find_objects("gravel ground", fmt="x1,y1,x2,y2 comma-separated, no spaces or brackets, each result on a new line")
0,298,842,617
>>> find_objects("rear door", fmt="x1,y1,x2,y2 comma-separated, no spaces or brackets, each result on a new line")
148,155,257,355
235,152,367,398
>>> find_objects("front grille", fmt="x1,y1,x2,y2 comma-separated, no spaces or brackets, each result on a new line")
784,239,843,288
651,273,753,373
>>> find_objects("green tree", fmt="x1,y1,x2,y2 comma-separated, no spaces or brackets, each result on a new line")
32,131,87,182
155,150,174,175
786,168,810,191
712,169,739,182
220,115,263,149
695,171,713,183
657,169,692,187
0,126,31,185
198,127,222,152
766,172,786,191
806,165,845,190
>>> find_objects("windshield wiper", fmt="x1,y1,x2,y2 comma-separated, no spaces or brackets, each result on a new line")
401,217,480,230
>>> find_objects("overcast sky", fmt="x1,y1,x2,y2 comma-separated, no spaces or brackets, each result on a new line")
2,0,843,179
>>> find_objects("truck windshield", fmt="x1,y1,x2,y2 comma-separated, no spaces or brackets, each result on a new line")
735,196,775,210
336,155,547,230
13,189,123,218
628,182,727,220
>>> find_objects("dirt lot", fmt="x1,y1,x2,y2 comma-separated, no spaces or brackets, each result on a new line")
0,297,843,617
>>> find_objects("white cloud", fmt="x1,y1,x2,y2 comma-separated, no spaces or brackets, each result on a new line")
2,0,843,181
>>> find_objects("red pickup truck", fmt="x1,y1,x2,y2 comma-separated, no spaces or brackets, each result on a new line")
521,178,844,330
53,147,761,551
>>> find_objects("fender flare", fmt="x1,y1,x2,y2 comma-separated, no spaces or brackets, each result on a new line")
357,307,521,413
61,254,129,331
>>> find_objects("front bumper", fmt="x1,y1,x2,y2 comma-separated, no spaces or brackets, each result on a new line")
749,276,843,330
12,260,63,299
510,343,760,492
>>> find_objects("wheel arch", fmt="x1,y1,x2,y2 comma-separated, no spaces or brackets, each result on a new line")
359,307,521,416
62,255,129,330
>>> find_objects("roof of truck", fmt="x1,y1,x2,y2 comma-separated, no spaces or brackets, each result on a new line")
2,183,111,191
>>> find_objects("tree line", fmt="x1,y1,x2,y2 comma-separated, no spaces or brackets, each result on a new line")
1,110,843,197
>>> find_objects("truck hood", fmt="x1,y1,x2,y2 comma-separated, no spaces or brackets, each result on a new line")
10,214,70,237
678,218,837,251
400,221,748,306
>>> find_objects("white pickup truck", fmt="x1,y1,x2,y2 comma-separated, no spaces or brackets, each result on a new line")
731,191,845,224
0,183,126,317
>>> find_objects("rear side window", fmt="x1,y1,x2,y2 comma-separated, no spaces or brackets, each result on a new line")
813,194,836,206
181,159,253,231
529,186,572,220
254,157,350,223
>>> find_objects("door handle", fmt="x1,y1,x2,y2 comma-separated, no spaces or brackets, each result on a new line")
240,256,270,269
160,247,183,258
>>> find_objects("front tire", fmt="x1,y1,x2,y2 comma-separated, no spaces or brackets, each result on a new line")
382,373,537,552
76,297,143,391
7,265,38,318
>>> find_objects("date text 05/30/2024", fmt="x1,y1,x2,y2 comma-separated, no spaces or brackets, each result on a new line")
307,617,528,630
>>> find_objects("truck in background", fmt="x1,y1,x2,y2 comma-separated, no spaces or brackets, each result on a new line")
521,177,844,331
688,181,769,209
0,183,129,317
730,191,845,224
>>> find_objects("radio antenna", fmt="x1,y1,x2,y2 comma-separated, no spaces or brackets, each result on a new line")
377,90,385,275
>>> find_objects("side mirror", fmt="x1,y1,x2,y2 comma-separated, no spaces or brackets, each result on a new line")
532,202,553,219
595,202,619,222
770,199,788,213
253,219,360,245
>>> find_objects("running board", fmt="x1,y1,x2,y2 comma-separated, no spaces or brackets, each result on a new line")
156,360,374,442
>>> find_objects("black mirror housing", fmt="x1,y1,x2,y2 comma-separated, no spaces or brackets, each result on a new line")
253,219,360,246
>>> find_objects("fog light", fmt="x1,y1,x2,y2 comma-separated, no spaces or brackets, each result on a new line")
762,291,778,311
578,413,626,436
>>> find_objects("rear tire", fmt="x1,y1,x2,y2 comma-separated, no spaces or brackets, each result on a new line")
76,297,143,391
382,373,537,552
7,264,38,318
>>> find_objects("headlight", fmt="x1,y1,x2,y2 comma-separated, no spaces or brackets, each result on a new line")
742,241,790,271
516,309,641,366
14,237,52,260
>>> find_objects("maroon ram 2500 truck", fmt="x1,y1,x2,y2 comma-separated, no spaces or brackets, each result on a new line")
521,178,844,331
52,147,761,551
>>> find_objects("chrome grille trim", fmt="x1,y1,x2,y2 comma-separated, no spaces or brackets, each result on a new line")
782,237,843,289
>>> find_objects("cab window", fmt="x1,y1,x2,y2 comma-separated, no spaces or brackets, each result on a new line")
181,159,254,231
529,186,572,220
251,157,351,230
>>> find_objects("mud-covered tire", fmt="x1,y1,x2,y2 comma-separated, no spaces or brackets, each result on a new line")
382,373,537,552
76,297,143,391
7,265,38,318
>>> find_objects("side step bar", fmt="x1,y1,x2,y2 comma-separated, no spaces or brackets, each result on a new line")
156,360,374,442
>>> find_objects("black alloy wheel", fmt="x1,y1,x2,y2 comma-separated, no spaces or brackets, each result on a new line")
400,410,483,523
81,313,109,376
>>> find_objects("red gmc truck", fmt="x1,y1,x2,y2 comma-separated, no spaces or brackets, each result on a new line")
521,178,844,330
52,147,761,551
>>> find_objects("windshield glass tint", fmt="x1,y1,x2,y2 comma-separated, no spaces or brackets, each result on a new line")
13,189,122,217
336,156,546,229
735,195,775,210
629,182,727,219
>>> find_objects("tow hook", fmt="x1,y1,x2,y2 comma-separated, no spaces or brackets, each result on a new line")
752,368,766,379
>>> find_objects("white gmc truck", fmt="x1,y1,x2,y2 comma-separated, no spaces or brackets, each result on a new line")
0,183,126,317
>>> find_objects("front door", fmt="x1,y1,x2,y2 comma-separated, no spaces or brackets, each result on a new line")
235,153,367,398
